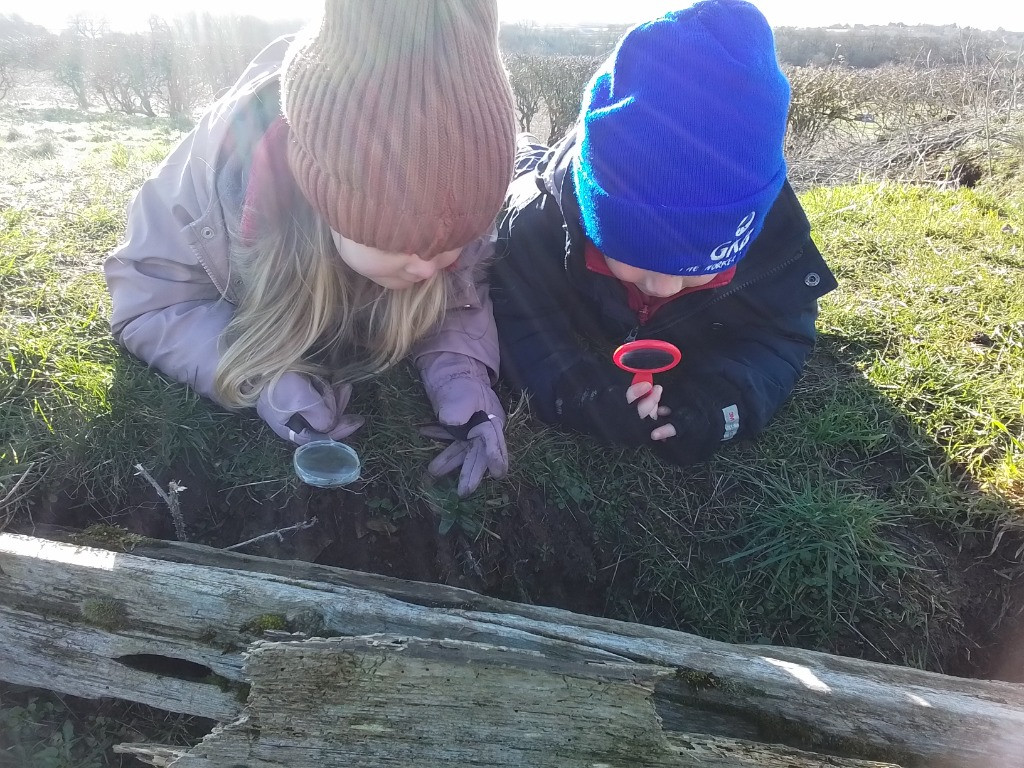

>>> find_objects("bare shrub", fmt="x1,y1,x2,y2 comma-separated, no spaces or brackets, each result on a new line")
0,63,11,101
53,30,90,109
505,53,544,132
784,50,1024,191
43,12,293,119
0,20,38,100
172,13,295,97
784,65,868,150
533,55,600,144
27,137,57,158
788,111,1020,191
90,32,162,116
147,17,207,120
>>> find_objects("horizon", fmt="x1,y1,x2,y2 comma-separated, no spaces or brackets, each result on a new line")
1,0,1021,36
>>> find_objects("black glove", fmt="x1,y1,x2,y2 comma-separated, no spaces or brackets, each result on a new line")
650,377,743,466
552,361,665,446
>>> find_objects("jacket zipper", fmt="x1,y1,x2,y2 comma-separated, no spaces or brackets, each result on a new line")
641,247,807,338
623,303,650,343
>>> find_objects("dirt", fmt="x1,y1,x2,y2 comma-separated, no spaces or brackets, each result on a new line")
14,459,1024,688
15,458,617,621
984,593,1024,682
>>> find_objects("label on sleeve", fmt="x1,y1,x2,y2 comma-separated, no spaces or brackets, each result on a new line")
722,404,740,441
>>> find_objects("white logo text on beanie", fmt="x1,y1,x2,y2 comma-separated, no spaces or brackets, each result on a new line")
709,211,758,265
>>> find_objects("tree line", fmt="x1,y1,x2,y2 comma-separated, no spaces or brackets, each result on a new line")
2,12,1021,145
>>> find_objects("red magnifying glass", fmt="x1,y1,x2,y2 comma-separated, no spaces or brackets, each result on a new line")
612,339,682,387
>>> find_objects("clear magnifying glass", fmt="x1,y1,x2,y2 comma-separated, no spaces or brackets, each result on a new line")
612,339,682,387
286,416,361,488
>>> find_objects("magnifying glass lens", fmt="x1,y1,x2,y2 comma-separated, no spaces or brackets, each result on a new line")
619,348,676,371
612,340,682,386
294,440,361,487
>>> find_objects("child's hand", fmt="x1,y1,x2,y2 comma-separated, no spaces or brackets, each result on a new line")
628,382,678,441
626,381,672,420
651,421,677,441
422,377,508,497
257,373,364,444
421,413,507,498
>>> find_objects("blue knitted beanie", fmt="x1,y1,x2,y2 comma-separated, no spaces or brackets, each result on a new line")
573,0,791,275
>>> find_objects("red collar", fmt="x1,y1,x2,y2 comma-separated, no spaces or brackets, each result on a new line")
584,241,736,324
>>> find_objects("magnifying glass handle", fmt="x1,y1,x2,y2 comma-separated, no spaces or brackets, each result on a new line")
285,414,331,442
631,371,654,388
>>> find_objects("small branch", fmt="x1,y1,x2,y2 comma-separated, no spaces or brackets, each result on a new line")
0,463,36,509
134,464,187,542
225,517,319,552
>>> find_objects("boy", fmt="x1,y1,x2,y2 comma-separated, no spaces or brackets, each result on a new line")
491,0,837,465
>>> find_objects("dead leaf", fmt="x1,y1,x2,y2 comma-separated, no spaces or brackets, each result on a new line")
365,517,398,535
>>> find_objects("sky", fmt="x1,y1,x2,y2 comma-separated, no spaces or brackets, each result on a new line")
1,0,1021,35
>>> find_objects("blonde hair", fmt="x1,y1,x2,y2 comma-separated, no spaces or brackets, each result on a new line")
213,197,451,409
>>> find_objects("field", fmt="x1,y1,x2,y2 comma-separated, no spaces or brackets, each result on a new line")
2,66,1024,763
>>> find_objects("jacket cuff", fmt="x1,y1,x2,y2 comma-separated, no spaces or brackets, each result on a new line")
418,352,502,425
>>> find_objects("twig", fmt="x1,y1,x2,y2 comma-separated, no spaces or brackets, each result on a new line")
225,517,319,551
134,463,188,542
837,612,892,664
0,463,35,509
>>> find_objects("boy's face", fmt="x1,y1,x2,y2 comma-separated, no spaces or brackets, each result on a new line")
603,255,717,298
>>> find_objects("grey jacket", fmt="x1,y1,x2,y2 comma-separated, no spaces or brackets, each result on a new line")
104,37,500,426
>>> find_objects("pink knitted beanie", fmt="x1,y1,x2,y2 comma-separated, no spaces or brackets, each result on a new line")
282,0,516,257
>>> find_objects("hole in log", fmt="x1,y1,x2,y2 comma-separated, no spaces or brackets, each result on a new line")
115,654,216,682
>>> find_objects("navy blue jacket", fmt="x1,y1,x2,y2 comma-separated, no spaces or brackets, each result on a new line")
490,132,838,464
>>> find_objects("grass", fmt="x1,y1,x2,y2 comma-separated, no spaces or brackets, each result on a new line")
1,110,1023,681
26,138,57,159
806,181,1024,509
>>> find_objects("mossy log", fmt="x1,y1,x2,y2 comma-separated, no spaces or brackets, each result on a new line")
2,532,1023,767
116,636,903,768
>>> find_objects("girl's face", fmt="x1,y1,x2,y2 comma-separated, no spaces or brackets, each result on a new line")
331,231,461,290
603,255,717,298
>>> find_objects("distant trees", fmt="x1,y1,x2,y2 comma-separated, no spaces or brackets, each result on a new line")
506,54,600,143
773,24,1024,68
505,54,543,132
3,11,1022,145
0,12,299,115
500,22,626,57
0,14,53,101
497,20,1024,71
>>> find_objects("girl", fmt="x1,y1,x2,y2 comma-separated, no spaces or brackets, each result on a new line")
104,0,517,497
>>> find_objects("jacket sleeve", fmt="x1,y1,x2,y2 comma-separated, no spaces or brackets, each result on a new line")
412,133,567,427
103,118,237,406
490,176,635,430
412,236,503,423
654,237,835,465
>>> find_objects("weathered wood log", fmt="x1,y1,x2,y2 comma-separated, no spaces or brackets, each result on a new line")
2,531,1024,767
116,636,902,768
